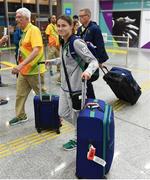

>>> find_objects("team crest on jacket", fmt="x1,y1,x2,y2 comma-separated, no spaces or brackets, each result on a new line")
81,47,88,54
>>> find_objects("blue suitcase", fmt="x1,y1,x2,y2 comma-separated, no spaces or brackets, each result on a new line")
33,94,60,134
76,98,114,179
102,66,141,105
33,62,60,134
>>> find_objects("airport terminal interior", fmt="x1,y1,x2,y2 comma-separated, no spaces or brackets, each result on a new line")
0,48,150,179
1,0,150,179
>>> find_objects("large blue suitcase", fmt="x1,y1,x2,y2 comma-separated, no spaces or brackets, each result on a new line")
102,66,141,105
33,94,60,134
76,98,114,179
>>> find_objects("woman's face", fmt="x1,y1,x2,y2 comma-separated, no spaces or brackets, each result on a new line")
57,19,72,38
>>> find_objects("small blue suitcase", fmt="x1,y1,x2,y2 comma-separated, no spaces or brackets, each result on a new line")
33,94,60,133
33,62,60,134
76,98,114,179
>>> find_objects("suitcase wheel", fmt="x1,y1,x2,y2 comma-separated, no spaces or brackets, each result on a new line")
75,173,82,179
75,173,106,179
56,129,60,134
131,102,136,105
37,128,42,133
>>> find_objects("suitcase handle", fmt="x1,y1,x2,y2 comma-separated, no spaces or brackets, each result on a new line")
81,78,87,109
100,65,109,75
38,61,46,101
85,102,104,112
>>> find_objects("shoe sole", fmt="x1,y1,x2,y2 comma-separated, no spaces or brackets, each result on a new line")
9,121,22,126
63,146,77,151
0,101,8,105
20,118,29,123
9,118,28,126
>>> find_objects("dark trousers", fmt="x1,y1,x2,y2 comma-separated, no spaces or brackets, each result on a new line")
87,81,95,99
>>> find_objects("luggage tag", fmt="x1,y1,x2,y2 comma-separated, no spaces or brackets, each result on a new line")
87,144,106,167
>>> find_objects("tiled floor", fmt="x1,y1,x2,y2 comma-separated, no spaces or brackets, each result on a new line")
0,48,150,179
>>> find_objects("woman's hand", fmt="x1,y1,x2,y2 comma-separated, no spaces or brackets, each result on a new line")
81,71,91,80
45,60,51,67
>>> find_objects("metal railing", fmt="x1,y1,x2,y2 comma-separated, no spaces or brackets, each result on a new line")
102,34,129,67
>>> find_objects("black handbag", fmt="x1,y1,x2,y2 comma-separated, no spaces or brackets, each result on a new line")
71,91,82,110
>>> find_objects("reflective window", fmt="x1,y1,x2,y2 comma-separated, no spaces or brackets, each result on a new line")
8,2,22,12
23,0,36,13
0,2,4,15
39,5,49,14
23,3,36,12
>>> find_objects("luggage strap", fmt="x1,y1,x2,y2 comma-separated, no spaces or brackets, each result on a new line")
102,103,109,176
103,104,112,176
89,99,111,176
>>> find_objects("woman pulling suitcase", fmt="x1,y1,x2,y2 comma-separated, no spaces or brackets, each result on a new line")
46,15,99,150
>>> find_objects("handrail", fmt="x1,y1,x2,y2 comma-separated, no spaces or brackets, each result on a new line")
102,34,129,67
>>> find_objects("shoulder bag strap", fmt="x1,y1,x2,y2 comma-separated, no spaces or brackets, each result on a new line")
61,44,73,100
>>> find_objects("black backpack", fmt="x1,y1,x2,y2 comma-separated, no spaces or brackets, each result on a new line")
69,35,99,82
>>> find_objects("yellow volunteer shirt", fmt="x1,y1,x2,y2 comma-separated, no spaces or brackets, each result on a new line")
19,23,46,75
45,23,59,47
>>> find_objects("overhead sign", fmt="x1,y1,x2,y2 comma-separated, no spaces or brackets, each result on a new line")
65,8,72,16
63,3,73,17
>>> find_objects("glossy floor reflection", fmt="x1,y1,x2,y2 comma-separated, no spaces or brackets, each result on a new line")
0,49,150,179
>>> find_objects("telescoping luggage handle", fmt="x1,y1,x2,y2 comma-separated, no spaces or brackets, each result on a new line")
100,65,109,75
85,102,104,112
38,61,45,101
81,78,87,110
81,79,104,112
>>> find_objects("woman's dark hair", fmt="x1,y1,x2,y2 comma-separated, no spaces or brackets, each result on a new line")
48,15,56,23
59,35,64,45
73,19,79,27
73,19,79,34
48,18,50,23
57,15,73,26
48,16,51,23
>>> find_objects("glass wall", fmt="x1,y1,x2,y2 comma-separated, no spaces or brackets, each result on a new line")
39,0,49,14
0,0,5,36
99,0,150,49
23,0,36,13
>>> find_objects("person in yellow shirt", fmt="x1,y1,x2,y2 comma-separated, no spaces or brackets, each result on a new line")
45,15,60,83
9,7,46,126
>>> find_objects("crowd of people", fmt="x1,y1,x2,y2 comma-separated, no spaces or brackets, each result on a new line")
0,7,108,150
